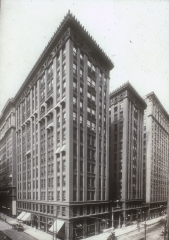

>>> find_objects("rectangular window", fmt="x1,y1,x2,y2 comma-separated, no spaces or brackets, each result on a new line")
63,64,66,76
73,63,77,74
57,191,60,201
63,176,66,187
63,191,66,201
73,47,77,56
62,207,66,216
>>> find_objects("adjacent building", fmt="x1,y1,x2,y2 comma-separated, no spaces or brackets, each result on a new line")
109,82,147,228
0,99,16,218
14,12,113,239
143,92,169,218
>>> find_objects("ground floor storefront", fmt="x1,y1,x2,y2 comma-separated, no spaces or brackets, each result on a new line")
16,211,110,239
0,187,16,218
111,200,167,229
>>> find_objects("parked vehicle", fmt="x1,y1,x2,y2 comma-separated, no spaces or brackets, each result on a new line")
12,224,24,231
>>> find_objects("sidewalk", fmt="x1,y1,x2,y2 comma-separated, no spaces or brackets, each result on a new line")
84,215,167,240
2,214,54,240
1,213,166,240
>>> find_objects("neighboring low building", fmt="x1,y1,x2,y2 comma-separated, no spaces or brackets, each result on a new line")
143,92,169,218
109,82,147,228
0,99,16,218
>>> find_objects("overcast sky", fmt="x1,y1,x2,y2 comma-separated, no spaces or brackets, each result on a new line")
0,0,169,114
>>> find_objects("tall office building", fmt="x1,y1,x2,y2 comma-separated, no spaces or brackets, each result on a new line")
15,12,113,239
109,82,147,228
143,92,169,218
0,99,16,218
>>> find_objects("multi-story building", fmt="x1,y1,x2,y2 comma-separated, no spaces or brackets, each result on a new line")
14,12,113,239
109,82,147,228
143,92,169,219
0,98,16,218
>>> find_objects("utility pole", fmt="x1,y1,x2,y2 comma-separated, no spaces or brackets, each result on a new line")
144,222,147,240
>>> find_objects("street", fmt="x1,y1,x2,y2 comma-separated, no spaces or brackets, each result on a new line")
0,220,36,240
117,222,165,240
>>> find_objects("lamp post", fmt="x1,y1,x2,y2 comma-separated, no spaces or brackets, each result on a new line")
52,208,57,240
144,222,147,240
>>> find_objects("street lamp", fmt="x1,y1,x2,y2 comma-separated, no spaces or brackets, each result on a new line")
52,208,57,240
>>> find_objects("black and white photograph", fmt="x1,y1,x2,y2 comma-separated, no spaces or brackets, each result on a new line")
0,1,169,239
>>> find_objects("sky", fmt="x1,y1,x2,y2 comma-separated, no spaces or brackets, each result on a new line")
0,0,169,114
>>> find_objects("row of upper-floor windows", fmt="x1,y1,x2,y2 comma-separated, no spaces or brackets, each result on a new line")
151,103,169,131
0,113,15,140
73,45,108,85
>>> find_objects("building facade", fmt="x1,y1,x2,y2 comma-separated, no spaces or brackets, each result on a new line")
143,92,169,218
109,83,147,228
0,99,16,218
14,12,113,239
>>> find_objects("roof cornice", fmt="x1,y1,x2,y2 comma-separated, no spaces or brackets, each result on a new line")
14,11,114,103
0,98,14,120
110,81,147,109
145,92,169,119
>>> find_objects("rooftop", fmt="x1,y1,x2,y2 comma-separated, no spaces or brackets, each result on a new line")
110,81,147,109
14,11,114,102
0,98,14,123
145,92,169,119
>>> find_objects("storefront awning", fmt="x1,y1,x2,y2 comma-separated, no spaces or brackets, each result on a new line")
21,212,31,221
49,219,65,233
17,211,27,220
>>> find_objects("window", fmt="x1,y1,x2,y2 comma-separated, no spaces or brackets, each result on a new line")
73,81,77,90
57,70,60,82
88,60,91,68
62,47,66,58
57,54,60,65
63,191,66,201
80,86,83,94
63,64,66,76
80,116,83,124
74,159,77,171
120,101,123,110
73,112,76,121
80,101,83,109
80,69,83,78
114,106,117,112
80,161,83,172
73,97,77,105
80,176,83,187
73,47,77,56
57,162,60,172
62,128,66,141
63,160,66,172
63,81,66,92
73,63,77,74
87,76,91,85
63,176,66,187
80,53,83,61
62,207,66,216
57,206,60,216
62,112,66,123
57,191,60,201
57,177,60,187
